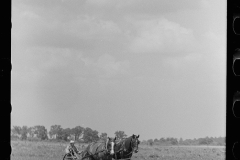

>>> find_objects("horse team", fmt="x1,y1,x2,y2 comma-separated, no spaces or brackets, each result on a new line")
64,134,140,160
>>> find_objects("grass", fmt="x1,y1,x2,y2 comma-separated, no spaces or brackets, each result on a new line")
11,140,225,160
135,145,225,160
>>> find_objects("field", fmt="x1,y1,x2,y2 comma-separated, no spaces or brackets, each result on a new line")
11,140,225,160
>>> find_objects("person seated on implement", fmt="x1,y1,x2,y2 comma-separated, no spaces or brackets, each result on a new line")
65,140,81,158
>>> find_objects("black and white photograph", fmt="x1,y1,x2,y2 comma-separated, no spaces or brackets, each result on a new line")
11,0,226,160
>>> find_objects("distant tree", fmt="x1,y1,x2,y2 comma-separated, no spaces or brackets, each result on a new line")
170,138,178,145
206,137,213,146
49,125,62,139
140,140,146,145
182,139,191,145
147,139,154,146
11,126,22,138
11,126,21,140
199,137,213,145
92,130,99,142
100,133,107,140
114,131,127,140
154,138,159,143
27,127,36,138
33,125,48,140
179,138,183,145
59,128,71,141
166,137,175,142
83,127,99,143
141,140,147,144
71,126,84,141
215,136,225,146
20,126,28,140
199,138,206,145
159,137,166,143
192,138,198,145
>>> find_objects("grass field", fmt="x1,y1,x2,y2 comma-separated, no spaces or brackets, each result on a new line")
11,140,225,160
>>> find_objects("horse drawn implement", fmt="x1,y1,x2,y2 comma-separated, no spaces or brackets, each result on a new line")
62,134,140,160
63,137,116,160
62,147,111,160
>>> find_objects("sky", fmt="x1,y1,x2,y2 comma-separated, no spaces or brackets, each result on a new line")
12,0,226,141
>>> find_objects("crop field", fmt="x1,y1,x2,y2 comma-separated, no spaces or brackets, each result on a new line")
11,140,225,160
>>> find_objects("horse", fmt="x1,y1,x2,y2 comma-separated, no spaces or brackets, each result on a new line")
81,137,117,160
113,134,140,160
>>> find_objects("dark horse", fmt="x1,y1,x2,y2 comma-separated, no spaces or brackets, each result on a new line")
113,134,140,160
81,137,117,160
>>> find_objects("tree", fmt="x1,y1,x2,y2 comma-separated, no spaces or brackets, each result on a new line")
147,139,154,146
170,138,178,145
206,137,213,146
59,128,71,141
33,125,48,140
71,126,84,141
83,127,99,143
11,126,21,138
114,131,127,140
182,139,191,145
141,140,147,145
49,125,62,139
154,138,159,143
159,138,166,143
198,137,213,145
214,136,225,145
100,133,107,140
27,127,36,138
20,126,28,140
179,138,183,145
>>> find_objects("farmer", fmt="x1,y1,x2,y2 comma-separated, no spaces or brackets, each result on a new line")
65,140,81,158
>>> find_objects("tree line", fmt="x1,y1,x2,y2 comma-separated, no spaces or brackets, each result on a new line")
11,125,225,146
11,125,127,143
142,136,225,146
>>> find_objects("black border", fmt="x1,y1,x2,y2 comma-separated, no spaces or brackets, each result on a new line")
227,0,240,159
0,0,11,159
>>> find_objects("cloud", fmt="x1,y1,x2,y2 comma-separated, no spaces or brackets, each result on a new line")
65,16,122,38
162,53,203,71
86,0,201,17
97,54,130,77
161,29,225,83
14,0,202,19
130,18,196,54
82,54,130,78
12,2,125,53
21,47,79,71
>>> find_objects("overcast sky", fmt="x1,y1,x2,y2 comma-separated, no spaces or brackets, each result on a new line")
12,0,226,140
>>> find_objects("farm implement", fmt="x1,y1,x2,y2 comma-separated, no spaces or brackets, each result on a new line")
62,149,108,160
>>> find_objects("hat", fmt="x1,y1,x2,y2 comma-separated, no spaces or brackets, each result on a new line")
70,140,75,144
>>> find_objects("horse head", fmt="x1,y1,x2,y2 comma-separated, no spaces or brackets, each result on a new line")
131,134,140,153
106,137,117,155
